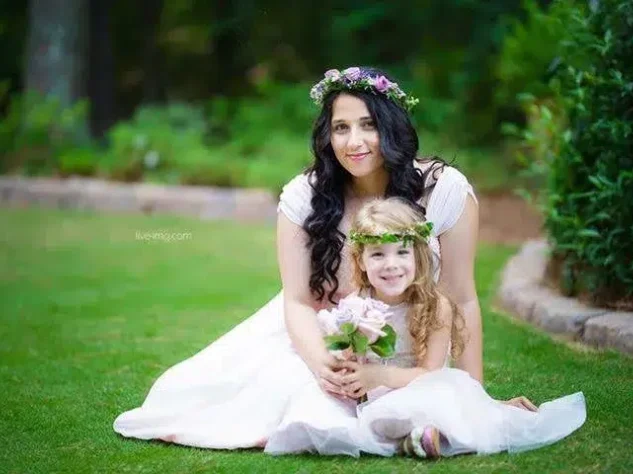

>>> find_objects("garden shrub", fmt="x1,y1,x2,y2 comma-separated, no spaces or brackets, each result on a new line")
103,94,312,189
0,91,90,175
104,102,209,179
495,0,586,112
58,148,98,177
533,0,633,308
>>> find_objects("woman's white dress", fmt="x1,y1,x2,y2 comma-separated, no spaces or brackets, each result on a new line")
113,167,586,456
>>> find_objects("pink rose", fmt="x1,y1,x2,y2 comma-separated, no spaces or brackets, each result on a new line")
338,295,370,318
317,309,340,336
367,298,390,313
332,306,359,330
357,308,388,343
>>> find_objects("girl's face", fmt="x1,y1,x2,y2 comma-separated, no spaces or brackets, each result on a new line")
330,94,385,179
360,242,416,305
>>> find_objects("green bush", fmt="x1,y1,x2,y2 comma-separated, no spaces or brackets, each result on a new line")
58,148,98,177
537,0,633,307
103,96,312,190
240,132,312,194
0,90,90,175
104,102,208,177
219,81,316,152
495,0,586,110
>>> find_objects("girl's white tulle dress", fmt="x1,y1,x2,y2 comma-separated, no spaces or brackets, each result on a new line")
113,167,586,456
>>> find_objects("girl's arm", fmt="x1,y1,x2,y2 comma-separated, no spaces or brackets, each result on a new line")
277,212,345,394
380,295,453,389
438,196,483,383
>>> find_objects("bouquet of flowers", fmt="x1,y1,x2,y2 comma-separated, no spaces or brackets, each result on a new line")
317,295,396,361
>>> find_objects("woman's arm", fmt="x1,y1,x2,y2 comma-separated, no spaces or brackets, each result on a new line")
277,212,344,393
438,195,483,383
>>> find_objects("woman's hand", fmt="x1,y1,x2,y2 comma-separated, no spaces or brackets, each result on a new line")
500,396,538,412
314,353,349,399
338,361,385,399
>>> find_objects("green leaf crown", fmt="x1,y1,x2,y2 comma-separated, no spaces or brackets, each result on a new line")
349,222,434,247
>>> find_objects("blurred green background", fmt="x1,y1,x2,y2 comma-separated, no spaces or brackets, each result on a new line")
1,3,632,470
0,0,572,193
1,0,631,304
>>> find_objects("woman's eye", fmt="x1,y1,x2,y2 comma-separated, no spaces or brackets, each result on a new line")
333,123,348,132
363,121,376,129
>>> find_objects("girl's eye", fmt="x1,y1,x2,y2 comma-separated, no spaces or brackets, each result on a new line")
371,252,383,258
398,249,410,255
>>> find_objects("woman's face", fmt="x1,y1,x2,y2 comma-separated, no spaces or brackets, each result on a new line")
330,94,385,179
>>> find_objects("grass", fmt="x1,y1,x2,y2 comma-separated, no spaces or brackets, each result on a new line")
1,207,632,473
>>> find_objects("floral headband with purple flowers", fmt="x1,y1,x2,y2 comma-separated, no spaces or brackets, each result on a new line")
310,67,419,113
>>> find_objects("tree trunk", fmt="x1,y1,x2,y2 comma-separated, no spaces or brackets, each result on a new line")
210,1,250,97
25,0,89,108
88,0,116,140
140,0,166,104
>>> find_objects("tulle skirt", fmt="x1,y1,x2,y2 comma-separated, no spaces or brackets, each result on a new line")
113,291,586,456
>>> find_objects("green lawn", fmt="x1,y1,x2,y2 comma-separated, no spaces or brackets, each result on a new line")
1,207,632,473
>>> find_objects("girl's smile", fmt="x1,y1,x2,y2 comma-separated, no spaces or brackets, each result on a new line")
360,242,416,305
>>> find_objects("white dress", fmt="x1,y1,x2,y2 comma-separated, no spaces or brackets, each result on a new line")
113,166,586,456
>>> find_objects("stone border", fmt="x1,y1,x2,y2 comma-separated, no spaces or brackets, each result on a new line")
0,176,278,223
498,240,633,355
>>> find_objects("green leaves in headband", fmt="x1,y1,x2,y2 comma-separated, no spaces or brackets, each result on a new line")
349,222,434,247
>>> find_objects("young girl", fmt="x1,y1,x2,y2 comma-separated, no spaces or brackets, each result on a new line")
266,197,586,458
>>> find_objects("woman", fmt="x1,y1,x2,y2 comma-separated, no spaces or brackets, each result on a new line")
113,66,533,453
281,66,483,396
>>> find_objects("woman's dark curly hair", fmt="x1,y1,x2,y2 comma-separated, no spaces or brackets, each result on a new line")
304,67,446,303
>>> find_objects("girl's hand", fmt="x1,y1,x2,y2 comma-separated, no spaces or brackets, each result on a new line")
338,361,385,399
500,396,538,412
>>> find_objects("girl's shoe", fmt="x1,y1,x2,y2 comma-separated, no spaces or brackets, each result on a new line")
400,426,441,459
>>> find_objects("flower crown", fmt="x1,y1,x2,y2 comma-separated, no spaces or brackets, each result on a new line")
310,67,419,113
349,222,434,247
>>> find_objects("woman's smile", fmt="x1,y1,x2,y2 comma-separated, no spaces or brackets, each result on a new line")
348,152,371,162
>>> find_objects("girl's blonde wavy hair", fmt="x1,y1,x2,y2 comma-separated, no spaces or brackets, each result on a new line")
349,197,465,364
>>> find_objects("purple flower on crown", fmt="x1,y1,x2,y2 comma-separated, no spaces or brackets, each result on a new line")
374,75,393,93
343,67,362,82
